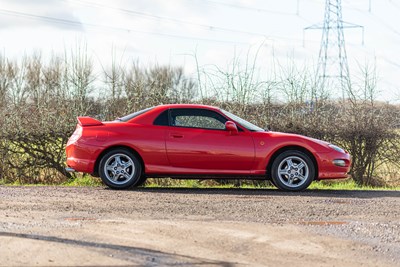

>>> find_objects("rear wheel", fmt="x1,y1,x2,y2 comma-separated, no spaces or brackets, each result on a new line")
271,150,315,191
99,149,142,189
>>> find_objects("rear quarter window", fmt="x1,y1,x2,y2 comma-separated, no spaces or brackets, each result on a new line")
154,110,169,126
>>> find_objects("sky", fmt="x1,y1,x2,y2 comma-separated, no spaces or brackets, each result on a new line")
0,0,399,102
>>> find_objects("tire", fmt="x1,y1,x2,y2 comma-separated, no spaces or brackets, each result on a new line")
271,150,315,191
99,149,142,189
135,175,147,187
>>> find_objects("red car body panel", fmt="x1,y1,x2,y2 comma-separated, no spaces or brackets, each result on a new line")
66,104,351,180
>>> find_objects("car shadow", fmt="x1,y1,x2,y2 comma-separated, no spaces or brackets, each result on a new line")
0,231,236,267
130,187,400,199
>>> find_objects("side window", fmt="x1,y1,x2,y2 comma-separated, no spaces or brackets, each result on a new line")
153,110,169,126
171,109,227,130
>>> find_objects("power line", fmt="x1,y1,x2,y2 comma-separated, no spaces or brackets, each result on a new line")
369,15,400,38
342,0,371,12
0,8,251,45
186,0,297,15
342,0,400,39
386,0,400,11
63,0,270,38
380,55,400,69
188,0,315,24
60,0,317,45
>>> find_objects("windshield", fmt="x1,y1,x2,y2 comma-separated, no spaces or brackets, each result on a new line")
220,109,265,132
117,107,154,122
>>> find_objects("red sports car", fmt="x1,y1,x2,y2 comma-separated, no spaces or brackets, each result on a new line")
66,104,351,191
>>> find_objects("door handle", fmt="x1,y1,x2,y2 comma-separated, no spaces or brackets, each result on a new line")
170,134,184,138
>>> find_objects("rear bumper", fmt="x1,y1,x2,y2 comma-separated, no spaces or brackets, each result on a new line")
66,156,96,173
66,142,102,174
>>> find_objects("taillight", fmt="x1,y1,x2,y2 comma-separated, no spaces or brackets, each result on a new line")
67,125,82,146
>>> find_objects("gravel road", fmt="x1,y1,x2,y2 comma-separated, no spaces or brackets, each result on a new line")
0,186,399,266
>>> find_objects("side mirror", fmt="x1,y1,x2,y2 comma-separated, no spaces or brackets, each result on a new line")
225,121,238,134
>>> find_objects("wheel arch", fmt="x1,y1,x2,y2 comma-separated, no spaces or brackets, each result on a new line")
266,145,318,180
92,145,145,177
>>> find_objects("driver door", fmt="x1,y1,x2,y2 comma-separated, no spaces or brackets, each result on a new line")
165,108,255,172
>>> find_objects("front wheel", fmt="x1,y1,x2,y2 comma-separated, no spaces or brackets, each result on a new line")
271,150,315,191
99,149,142,189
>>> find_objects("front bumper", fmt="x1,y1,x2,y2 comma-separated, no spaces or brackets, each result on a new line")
317,151,351,179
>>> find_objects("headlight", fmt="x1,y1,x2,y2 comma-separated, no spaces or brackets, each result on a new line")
328,144,345,153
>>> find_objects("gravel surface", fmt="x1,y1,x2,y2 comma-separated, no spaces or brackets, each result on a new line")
0,186,399,266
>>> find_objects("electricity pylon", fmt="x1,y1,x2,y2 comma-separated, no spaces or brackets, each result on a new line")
304,0,364,100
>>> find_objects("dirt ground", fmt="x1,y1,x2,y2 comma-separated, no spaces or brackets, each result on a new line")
0,186,399,266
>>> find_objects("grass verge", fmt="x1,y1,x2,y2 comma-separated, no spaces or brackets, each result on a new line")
144,178,400,191
1,177,399,190
61,175,103,187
